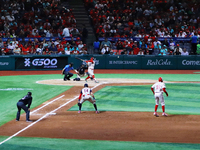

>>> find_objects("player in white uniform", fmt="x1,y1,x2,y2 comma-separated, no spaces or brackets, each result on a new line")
77,83,99,113
151,77,168,117
85,57,99,83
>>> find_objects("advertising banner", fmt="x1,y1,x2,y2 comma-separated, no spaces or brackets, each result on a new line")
0,56,15,70
123,55,142,69
15,56,68,70
106,55,124,69
92,55,106,69
177,56,200,70
142,56,177,69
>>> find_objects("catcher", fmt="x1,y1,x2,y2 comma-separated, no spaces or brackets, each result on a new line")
73,63,88,81
77,83,99,114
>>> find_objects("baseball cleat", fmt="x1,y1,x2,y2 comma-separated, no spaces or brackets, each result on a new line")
78,110,81,113
95,80,99,83
26,120,33,122
16,120,19,121
162,112,168,116
153,112,159,117
96,111,100,114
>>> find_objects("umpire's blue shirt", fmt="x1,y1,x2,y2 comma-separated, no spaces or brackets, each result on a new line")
64,65,74,73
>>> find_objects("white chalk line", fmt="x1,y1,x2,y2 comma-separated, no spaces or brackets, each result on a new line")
30,95,65,115
0,82,104,146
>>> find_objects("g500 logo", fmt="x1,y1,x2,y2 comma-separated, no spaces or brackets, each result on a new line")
24,58,57,67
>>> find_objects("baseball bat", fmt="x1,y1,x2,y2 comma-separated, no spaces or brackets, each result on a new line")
75,57,84,62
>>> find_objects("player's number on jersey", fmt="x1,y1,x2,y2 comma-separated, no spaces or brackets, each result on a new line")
156,85,161,90
84,89,89,93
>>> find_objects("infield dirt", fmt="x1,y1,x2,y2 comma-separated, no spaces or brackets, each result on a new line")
0,70,200,144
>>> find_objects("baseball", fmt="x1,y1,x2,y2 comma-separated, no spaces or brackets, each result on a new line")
117,56,119,58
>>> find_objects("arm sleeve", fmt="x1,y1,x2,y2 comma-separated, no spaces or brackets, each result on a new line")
151,87,154,93
78,92,82,100
163,88,168,96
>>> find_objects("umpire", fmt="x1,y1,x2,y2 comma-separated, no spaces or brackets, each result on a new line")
62,62,78,81
16,92,32,122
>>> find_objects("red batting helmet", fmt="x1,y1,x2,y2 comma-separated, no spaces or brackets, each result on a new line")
89,57,94,63
158,77,163,82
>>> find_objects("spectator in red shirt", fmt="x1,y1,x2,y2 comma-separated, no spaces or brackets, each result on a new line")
22,44,30,55
96,25,105,37
57,41,64,53
133,45,140,55
71,46,80,55
61,38,67,45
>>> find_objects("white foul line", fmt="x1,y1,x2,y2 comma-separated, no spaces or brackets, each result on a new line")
30,95,65,114
0,82,104,146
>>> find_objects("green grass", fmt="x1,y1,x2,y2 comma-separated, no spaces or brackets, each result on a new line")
0,74,200,149
69,84,200,115
95,74,200,82
0,74,72,126
0,136,200,150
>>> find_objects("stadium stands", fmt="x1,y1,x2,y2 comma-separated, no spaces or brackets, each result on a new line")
0,0,200,55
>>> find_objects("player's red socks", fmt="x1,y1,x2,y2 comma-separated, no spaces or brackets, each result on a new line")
86,76,90,80
162,105,165,112
155,105,158,112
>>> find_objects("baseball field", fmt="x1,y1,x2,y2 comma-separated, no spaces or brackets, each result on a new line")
0,69,200,150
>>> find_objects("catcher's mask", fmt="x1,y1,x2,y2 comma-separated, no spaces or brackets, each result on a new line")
27,92,32,96
158,77,163,82
84,83,88,87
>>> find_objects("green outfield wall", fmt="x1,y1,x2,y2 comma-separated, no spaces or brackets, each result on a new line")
1,55,200,70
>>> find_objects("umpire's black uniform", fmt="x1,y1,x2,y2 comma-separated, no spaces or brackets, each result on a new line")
16,92,32,122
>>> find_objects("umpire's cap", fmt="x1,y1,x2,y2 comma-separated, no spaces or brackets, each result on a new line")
84,83,88,87
27,92,32,96
69,62,73,66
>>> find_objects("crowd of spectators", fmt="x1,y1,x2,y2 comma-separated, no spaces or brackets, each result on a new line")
85,0,200,55
86,0,200,38
98,37,191,55
0,0,90,55
0,37,88,55
0,0,81,38
1,0,200,56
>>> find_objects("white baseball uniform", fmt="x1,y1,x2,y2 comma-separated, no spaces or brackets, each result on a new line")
87,61,95,77
80,87,95,104
151,82,166,106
